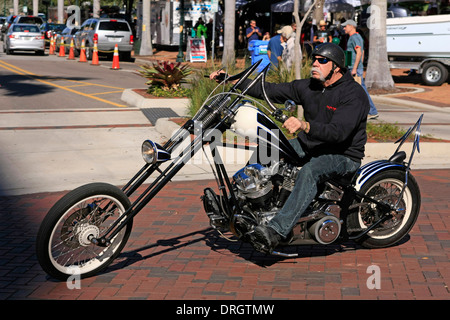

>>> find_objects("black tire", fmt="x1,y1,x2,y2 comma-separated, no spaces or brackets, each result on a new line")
421,62,449,86
120,51,132,62
348,170,421,248
85,45,93,60
36,183,132,281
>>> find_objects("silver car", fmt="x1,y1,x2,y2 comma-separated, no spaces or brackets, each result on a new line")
3,23,45,55
74,18,134,61
55,26,80,54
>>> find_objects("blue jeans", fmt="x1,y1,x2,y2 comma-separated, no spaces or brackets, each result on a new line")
268,139,361,238
357,70,378,115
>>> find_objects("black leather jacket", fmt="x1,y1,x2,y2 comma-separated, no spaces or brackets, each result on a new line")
239,71,370,161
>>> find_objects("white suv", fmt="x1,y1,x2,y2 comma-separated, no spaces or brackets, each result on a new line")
75,18,134,61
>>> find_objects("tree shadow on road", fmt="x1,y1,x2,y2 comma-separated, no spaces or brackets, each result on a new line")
0,74,94,97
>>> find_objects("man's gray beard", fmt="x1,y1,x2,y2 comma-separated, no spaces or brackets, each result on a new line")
311,68,326,82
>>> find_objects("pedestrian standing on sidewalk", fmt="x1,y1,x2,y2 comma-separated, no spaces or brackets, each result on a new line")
342,19,378,119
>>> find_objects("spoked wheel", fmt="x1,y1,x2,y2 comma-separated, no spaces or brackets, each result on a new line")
36,183,132,280
349,170,421,248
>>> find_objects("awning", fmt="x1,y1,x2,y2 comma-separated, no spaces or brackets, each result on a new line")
270,0,365,13
271,0,294,13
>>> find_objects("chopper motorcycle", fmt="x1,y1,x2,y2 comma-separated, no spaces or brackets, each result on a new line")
36,61,422,280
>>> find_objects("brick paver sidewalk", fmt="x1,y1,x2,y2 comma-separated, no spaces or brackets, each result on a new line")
0,169,448,300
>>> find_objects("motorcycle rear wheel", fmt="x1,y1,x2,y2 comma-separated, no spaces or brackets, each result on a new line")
36,183,132,281
349,170,421,248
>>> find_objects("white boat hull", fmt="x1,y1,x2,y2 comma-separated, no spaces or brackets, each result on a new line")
386,15,450,58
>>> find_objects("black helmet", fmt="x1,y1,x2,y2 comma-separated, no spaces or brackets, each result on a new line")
312,43,346,69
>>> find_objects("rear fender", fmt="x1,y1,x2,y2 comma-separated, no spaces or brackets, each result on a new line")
354,160,406,191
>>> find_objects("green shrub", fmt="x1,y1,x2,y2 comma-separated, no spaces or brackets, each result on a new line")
137,60,192,97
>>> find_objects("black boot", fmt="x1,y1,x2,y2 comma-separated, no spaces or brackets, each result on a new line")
251,225,282,254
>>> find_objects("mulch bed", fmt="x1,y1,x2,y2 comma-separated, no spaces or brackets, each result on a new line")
368,87,416,95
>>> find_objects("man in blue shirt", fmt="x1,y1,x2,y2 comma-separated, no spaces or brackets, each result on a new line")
342,19,378,119
246,20,262,43
267,25,293,68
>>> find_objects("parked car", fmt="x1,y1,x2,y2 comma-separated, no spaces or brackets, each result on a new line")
74,18,133,61
3,23,45,55
13,15,44,26
1,15,17,41
40,22,66,45
55,26,80,54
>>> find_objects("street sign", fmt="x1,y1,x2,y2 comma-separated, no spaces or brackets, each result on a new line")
187,36,207,62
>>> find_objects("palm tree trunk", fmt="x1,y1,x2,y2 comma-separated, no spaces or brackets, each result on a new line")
140,0,153,56
222,0,236,67
365,0,395,90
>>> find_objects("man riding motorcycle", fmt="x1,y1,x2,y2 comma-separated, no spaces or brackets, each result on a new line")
210,43,370,253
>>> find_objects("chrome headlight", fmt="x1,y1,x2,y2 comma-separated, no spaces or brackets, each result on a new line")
141,140,157,164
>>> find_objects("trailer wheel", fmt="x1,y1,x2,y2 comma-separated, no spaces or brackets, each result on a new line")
421,62,449,86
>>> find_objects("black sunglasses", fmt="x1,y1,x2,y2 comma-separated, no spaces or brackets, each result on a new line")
312,57,330,64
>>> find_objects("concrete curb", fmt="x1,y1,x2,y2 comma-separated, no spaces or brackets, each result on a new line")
155,117,184,140
121,88,190,117
372,94,450,113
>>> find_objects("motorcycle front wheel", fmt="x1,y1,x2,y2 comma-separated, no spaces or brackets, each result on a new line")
36,183,133,281
349,170,421,249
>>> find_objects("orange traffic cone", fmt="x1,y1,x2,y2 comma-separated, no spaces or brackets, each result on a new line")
49,35,54,55
91,40,99,66
58,38,65,57
67,38,75,60
79,39,87,63
52,35,57,55
111,44,120,70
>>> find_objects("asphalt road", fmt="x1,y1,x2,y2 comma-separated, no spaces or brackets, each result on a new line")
0,48,145,110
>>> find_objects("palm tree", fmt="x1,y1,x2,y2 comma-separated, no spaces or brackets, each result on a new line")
365,0,395,90
222,0,236,67
139,0,153,56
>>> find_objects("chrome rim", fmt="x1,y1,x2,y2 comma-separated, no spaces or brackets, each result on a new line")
48,195,127,276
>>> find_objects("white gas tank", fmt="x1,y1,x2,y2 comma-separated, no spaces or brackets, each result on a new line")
230,105,261,142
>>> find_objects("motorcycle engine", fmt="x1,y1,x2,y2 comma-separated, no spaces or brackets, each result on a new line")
231,163,343,245
233,164,273,205
232,162,298,225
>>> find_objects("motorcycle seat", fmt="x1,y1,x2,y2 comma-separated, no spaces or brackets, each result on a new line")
389,151,407,164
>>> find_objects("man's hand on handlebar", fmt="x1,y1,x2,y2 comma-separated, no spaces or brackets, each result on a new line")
209,69,226,81
209,69,239,84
